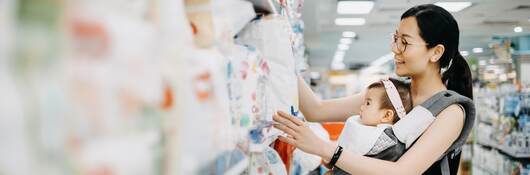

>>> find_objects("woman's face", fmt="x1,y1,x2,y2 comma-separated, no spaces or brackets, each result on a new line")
392,17,431,77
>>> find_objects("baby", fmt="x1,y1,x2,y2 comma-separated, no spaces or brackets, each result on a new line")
356,78,411,124
325,78,413,174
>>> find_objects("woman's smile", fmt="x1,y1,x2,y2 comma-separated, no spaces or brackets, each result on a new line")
394,59,405,65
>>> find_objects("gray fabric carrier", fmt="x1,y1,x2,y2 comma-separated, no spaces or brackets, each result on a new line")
331,90,475,175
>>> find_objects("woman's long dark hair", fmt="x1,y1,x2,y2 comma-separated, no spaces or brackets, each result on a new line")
401,4,473,99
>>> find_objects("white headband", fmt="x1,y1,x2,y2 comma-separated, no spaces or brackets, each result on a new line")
381,79,407,119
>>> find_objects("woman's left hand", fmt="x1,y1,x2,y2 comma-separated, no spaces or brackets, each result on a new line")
273,111,335,158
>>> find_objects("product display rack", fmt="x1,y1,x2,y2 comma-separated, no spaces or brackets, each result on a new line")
471,46,530,174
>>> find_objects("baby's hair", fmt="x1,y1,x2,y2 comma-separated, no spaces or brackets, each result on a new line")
367,78,412,123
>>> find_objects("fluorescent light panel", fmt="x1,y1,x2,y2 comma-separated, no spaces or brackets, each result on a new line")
342,31,357,38
514,26,523,33
338,44,350,50
334,50,345,62
331,61,346,70
335,50,346,56
335,18,366,26
337,1,374,14
340,38,352,44
333,55,344,61
473,48,483,53
434,2,472,12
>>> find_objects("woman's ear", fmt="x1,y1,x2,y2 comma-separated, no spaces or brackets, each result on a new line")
380,109,395,123
429,44,445,63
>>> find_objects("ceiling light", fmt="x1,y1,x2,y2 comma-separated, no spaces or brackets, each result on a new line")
335,18,366,26
334,50,345,62
334,55,345,61
342,31,357,38
514,26,523,33
338,44,350,50
331,60,346,70
472,47,483,53
434,2,472,12
340,38,352,44
337,1,374,14
460,51,469,56
333,54,344,62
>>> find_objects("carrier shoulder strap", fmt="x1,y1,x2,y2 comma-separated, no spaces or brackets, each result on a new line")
396,90,475,175
392,90,475,174
420,90,475,157
393,90,475,148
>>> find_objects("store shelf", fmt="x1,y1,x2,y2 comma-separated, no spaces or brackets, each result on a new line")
249,133,278,152
248,0,280,14
472,164,498,175
214,0,256,37
476,138,530,158
224,157,249,175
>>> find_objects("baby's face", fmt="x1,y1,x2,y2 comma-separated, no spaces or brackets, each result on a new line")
359,88,389,126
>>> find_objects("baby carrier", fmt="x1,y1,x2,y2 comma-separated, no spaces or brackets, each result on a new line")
333,90,475,175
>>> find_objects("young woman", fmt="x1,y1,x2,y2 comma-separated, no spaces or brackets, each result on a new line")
272,4,474,174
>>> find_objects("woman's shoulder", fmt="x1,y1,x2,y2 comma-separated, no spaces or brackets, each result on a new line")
414,89,472,118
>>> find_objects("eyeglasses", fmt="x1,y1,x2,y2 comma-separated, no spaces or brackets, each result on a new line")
391,33,428,54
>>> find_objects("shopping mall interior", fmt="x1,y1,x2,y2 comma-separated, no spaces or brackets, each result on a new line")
0,0,529,174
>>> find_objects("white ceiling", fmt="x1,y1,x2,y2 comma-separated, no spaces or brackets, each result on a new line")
301,0,530,69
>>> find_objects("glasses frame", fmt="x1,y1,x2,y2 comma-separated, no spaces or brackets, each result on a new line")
391,33,429,54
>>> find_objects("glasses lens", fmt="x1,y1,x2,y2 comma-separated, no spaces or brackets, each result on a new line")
392,34,405,53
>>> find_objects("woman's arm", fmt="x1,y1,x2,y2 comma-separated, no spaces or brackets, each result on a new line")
274,104,465,174
298,77,364,122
